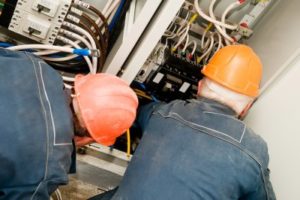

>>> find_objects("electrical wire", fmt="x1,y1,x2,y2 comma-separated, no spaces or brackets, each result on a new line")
183,40,197,55
194,0,238,30
102,0,114,14
103,0,121,18
215,32,223,51
59,29,92,49
198,34,214,63
209,0,234,44
0,42,13,47
62,76,75,82
109,0,126,32
173,24,190,51
56,35,94,73
221,0,245,44
78,21,103,72
62,20,98,73
81,13,107,59
7,45,93,56
71,1,109,53
126,129,131,158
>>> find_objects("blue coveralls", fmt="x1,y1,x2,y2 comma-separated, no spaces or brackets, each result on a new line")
109,98,276,200
0,49,74,200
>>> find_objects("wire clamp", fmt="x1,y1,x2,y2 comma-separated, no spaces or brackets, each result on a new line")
90,49,101,57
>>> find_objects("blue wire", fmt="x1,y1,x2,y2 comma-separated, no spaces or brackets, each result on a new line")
0,42,13,47
108,0,126,32
134,81,160,102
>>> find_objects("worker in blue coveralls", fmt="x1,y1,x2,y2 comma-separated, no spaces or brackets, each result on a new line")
92,45,276,200
0,48,138,200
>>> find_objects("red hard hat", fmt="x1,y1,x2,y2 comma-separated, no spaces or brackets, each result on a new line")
74,73,138,146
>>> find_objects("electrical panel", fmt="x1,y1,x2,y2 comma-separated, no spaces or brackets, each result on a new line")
0,0,71,43
129,0,273,103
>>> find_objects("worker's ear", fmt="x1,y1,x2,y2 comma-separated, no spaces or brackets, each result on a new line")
74,136,94,147
197,80,204,96
238,101,253,120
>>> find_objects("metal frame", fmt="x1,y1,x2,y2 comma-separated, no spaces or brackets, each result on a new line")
103,0,163,74
120,0,185,83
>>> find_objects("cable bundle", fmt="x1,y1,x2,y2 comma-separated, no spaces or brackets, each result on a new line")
161,0,247,66
2,0,130,88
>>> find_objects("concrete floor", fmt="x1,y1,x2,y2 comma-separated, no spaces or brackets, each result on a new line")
54,161,123,200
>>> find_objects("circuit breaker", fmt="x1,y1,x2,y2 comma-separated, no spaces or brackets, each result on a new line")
0,0,71,44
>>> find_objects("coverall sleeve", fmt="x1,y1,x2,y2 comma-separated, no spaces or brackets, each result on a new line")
136,102,163,131
241,168,276,200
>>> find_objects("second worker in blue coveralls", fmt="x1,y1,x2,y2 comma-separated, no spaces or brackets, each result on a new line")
98,44,276,200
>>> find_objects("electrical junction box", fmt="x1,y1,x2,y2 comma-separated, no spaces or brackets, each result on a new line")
7,0,72,44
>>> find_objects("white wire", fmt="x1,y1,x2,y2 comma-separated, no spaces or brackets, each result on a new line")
54,189,63,200
63,20,97,73
201,30,208,49
107,3,119,24
191,40,198,55
183,40,197,55
182,34,190,52
209,0,234,44
198,35,214,62
56,36,94,73
8,45,76,53
216,32,223,51
102,0,114,14
64,83,73,89
62,76,75,82
174,24,190,50
60,29,92,49
103,0,121,19
163,24,177,37
165,34,177,48
38,29,93,61
42,54,78,62
221,1,242,44
176,12,190,36
194,0,238,30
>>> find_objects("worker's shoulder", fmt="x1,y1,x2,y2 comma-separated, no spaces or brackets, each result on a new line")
242,126,270,167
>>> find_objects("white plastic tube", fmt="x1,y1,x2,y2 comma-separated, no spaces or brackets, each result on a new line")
102,0,114,14
63,20,98,73
59,29,92,49
103,0,121,18
174,24,190,50
194,0,237,30
209,0,234,44
8,45,76,53
35,28,92,57
222,1,244,44
62,76,76,82
182,34,190,52
183,40,197,55
198,35,214,62
216,32,223,51
53,36,94,73
41,54,78,62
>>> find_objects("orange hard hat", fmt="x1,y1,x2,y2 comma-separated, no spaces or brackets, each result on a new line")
201,44,263,97
74,73,138,146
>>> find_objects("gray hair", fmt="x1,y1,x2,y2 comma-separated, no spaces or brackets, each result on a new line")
198,78,254,115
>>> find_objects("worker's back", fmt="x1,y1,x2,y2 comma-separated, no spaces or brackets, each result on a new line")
111,97,275,200
0,49,74,200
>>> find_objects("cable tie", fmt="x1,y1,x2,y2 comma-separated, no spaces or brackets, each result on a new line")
90,49,101,57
